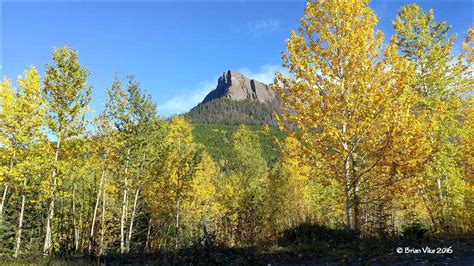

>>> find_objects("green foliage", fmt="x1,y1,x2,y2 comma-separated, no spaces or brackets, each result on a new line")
226,126,269,245
394,4,471,233
191,124,284,165
44,46,91,138
185,98,278,126
393,4,460,99
402,219,430,239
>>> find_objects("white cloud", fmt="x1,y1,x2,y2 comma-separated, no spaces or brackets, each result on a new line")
248,19,281,35
158,80,215,117
238,64,288,84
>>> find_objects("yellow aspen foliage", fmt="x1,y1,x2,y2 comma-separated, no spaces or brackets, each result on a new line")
182,152,221,239
0,78,14,184
214,172,240,246
0,68,45,221
269,136,343,232
144,116,197,248
269,137,311,228
272,0,431,233
0,67,46,256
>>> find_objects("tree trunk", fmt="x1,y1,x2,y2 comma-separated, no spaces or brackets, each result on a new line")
99,180,106,256
1,149,16,225
44,137,61,256
175,197,180,249
126,188,140,252
79,177,85,250
72,183,80,252
120,150,130,254
377,202,385,238
351,154,361,234
342,122,353,230
89,168,106,253
145,217,152,252
14,179,27,258
353,182,360,233
120,187,128,253
0,185,7,225
43,188,55,255
78,197,83,252
344,158,353,230
391,205,396,236
437,177,446,230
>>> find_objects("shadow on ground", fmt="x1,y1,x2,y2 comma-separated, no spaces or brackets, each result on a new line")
2,223,473,265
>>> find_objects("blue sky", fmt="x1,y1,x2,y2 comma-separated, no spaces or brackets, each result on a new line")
2,0,472,117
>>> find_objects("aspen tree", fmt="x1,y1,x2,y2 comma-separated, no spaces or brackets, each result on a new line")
88,112,117,254
229,125,268,243
182,152,221,241
144,117,196,249
0,67,45,256
42,47,91,255
273,0,429,233
394,5,471,232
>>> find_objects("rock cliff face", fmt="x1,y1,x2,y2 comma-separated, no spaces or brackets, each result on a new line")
186,70,280,125
201,70,278,104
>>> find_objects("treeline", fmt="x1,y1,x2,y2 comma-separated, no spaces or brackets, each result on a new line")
185,98,278,126
0,48,277,256
0,0,473,260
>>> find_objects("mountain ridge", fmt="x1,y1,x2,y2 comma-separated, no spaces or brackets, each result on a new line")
185,70,280,125
201,70,278,105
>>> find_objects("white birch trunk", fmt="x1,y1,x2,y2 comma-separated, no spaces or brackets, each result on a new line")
72,184,79,252
145,217,152,252
120,150,130,254
344,156,353,229
120,187,128,253
13,179,27,258
44,137,61,255
126,188,140,252
0,185,7,225
175,197,180,249
99,184,106,256
1,149,16,225
89,168,106,253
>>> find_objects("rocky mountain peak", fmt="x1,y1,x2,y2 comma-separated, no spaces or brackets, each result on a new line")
201,70,278,105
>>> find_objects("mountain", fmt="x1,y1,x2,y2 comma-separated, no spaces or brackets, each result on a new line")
202,70,278,104
185,70,280,125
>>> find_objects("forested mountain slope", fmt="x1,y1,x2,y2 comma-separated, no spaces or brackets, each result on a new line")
191,124,284,165
185,98,278,125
